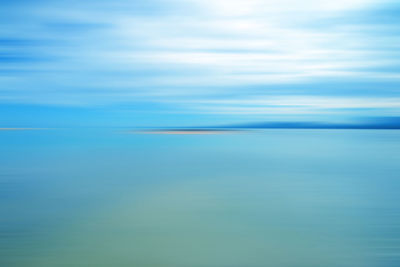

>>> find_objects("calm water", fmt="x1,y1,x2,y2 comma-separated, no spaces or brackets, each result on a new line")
1,129,400,267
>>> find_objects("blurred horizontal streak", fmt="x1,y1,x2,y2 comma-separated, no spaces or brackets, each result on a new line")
0,38,38,47
0,128,49,131
0,54,48,64
44,22,109,32
130,129,240,135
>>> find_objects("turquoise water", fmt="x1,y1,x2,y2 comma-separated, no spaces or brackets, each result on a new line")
1,129,400,266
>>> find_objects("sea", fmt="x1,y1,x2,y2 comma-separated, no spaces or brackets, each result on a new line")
1,129,400,267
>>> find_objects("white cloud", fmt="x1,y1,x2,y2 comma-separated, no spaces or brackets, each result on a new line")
191,0,376,16
175,96,400,115
100,0,392,90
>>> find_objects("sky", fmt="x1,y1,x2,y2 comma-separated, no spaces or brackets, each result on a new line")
1,0,400,127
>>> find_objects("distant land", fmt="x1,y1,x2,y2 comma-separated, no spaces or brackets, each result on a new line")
219,119,400,130
138,117,400,134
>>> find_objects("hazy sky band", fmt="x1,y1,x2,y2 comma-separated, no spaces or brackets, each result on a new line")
1,0,400,126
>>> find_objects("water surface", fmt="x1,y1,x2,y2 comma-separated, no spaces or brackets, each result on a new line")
1,129,400,267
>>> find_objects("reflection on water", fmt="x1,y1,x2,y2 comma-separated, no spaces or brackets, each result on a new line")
1,129,400,267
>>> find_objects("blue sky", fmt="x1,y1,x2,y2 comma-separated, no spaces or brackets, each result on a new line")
1,0,400,127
